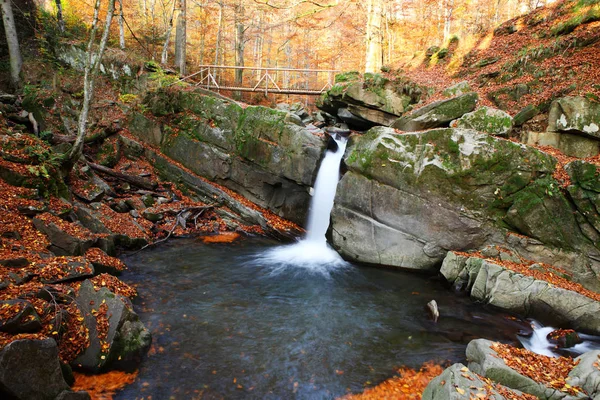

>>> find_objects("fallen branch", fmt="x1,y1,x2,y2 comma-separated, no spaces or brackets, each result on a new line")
88,162,157,190
131,205,214,254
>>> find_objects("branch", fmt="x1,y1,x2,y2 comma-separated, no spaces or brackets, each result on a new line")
87,162,157,190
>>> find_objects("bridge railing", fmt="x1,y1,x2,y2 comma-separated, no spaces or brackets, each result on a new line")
183,65,340,96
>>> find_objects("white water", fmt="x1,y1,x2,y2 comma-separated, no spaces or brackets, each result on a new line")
518,320,600,357
253,135,349,276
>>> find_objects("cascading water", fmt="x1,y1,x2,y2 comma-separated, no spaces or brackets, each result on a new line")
252,134,348,275
518,320,600,357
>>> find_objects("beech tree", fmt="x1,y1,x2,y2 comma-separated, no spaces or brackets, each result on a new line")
66,0,116,168
364,0,383,73
0,0,22,90
55,0,65,33
174,0,186,75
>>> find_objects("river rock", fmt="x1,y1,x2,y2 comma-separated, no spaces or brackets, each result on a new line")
422,363,528,400
548,96,600,139
450,106,513,136
391,92,478,131
441,252,600,334
317,74,427,129
567,350,600,398
131,90,327,225
73,280,151,372
0,338,70,400
466,339,580,399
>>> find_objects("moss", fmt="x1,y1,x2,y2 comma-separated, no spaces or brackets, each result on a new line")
551,5,600,36
335,71,360,83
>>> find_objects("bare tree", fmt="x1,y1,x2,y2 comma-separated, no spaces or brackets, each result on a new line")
234,0,245,99
0,0,22,90
161,0,177,64
65,0,116,168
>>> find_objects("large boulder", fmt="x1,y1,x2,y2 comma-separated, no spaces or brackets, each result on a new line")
317,73,428,130
73,281,151,372
131,90,327,225
391,92,478,131
548,97,600,139
450,106,513,137
442,252,600,334
33,216,95,256
568,350,600,398
331,127,598,275
0,338,70,400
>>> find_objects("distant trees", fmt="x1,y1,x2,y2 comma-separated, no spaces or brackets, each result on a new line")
59,0,545,83
0,0,22,90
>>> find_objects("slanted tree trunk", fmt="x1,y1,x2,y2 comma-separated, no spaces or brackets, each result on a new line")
118,0,125,49
364,0,383,73
55,0,65,33
0,0,22,90
174,0,186,75
65,0,116,170
161,0,177,65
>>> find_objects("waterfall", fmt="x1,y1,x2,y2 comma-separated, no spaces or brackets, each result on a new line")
305,135,348,242
251,134,348,275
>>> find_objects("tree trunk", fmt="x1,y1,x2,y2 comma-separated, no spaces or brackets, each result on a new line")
0,0,22,90
214,0,224,82
364,0,383,73
55,0,65,33
443,0,454,43
233,0,244,99
118,0,125,49
65,0,116,169
161,0,177,65
174,0,186,75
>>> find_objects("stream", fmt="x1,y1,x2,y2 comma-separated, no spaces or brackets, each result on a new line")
116,237,531,400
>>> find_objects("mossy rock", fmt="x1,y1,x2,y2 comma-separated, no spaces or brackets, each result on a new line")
451,106,513,137
96,138,121,168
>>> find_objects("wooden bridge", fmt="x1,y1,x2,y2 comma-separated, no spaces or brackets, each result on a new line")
181,65,340,96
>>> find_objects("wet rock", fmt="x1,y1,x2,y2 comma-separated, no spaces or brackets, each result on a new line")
547,329,583,349
426,300,439,322
391,92,478,131
55,390,92,400
0,300,42,334
337,108,376,131
0,338,70,400
73,281,151,372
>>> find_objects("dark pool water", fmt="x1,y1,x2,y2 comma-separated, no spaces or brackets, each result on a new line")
116,237,529,400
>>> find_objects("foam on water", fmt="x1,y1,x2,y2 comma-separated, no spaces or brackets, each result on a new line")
518,320,600,357
252,134,348,276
